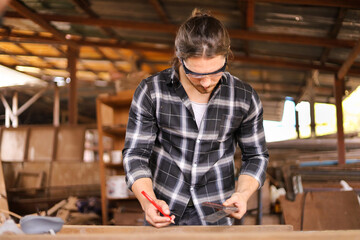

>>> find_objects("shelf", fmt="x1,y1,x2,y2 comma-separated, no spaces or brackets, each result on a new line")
105,163,124,169
107,196,137,201
102,125,127,136
97,90,137,225
85,146,111,151
98,90,135,108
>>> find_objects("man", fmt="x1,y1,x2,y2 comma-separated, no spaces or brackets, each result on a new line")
123,9,268,227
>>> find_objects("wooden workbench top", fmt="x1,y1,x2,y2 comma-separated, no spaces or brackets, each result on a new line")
59,224,293,234
1,225,360,239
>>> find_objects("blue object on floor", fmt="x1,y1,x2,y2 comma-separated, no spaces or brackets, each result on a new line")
20,215,64,234
299,159,360,167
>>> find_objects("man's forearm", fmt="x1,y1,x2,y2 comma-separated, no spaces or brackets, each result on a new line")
131,177,155,210
235,175,259,202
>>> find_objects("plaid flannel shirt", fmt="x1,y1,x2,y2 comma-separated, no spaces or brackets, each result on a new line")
123,68,268,225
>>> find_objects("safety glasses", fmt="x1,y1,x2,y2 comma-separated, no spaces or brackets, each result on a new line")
181,58,227,79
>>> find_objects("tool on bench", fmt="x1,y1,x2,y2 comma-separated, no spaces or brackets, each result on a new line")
202,202,238,223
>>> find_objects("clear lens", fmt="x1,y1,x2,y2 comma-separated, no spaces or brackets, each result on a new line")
188,72,224,79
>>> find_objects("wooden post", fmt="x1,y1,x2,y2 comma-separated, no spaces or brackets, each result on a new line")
334,74,346,165
295,108,300,139
1,94,14,128
53,84,60,126
0,159,9,218
67,46,79,125
309,100,316,138
96,98,108,225
12,92,18,128
335,37,360,165
308,74,316,138
5,107,10,128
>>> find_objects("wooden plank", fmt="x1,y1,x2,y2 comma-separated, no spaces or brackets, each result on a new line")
3,229,360,240
1,162,23,190
55,126,85,162
50,162,100,187
27,126,55,162
14,170,44,189
280,191,360,230
0,127,29,162
59,225,293,234
303,191,360,230
0,159,9,217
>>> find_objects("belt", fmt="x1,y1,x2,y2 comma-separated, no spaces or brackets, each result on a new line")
187,198,194,207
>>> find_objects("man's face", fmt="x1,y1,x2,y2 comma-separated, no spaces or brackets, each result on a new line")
181,55,226,94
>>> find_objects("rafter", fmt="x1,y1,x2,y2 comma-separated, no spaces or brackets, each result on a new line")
237,0,251,56
246,0,255,28
13,42,60,70
320,8,347,65
2,33,360,76
0,31,174,53
337,39,360,80
93,47,118,70
70,0,121,40
233,55,360,76
148,0,170,23
255,0,360,8
4,11,357,48
8,0,78,49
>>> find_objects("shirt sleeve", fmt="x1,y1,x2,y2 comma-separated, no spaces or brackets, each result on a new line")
122,80,157,190
237,88,269,188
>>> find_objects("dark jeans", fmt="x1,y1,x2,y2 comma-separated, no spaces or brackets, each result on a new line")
144,206,202,226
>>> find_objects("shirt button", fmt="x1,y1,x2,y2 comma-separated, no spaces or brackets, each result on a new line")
196,139,200,143
190,187,194,191
193,163,197,167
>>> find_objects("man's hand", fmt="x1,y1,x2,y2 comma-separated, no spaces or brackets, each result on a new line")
131,178,175,228
222,175,260,219
144,198,175,228
223,192,247,219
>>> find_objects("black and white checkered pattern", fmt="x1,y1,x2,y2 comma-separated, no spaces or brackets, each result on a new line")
123,68,269,225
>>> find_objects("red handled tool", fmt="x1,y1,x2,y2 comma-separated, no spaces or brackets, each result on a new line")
141,191,174,223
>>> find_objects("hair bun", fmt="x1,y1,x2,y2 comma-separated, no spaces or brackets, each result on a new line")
191,8,211,17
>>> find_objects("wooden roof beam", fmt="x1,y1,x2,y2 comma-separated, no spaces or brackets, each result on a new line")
2,37,360,76
296,70,319,103
148,0,170,24
255,0,360,8
8,0,78,49
4,51,360,80
237,0,253,56
4,11,356,48
234,55,360,76
0,32,174,53
0,52,127,62
337,40,360,80
246,0,255,28
70,0,121,40
320,8,347,65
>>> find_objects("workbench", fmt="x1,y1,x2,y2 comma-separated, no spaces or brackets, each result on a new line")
1,225,360,239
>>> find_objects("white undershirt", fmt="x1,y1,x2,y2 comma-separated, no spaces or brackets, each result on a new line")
191,101,208,128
